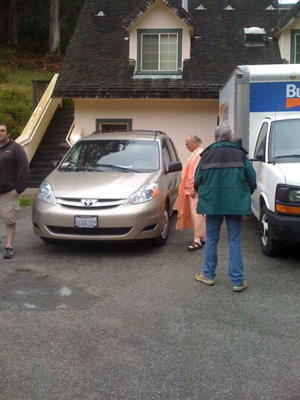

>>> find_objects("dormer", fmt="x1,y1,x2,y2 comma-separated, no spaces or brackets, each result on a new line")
124,0,194,78
273,1,300,63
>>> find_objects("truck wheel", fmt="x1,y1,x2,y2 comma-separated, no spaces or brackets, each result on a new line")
260,206,283,257
153,205,170,247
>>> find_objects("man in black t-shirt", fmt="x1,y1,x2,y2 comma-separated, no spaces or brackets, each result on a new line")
0,123,29,259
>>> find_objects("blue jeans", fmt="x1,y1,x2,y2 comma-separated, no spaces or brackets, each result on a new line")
202,215,245,286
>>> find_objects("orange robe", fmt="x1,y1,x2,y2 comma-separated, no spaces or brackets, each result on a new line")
173,147,203,230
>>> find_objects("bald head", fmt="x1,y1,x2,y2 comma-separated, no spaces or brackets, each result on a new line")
185,135,202,152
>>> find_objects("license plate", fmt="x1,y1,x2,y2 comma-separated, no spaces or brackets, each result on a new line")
75,216,98,228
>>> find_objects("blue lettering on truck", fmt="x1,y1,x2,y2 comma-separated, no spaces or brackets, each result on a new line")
250,82,300,112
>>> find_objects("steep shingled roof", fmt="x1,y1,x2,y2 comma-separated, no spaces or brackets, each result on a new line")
273,0,300,37
53,0,282,100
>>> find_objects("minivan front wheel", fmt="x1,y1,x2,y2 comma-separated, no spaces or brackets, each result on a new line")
260,206,283,257
153,205,170,247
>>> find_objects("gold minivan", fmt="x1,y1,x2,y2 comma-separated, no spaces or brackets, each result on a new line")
32,130,182,246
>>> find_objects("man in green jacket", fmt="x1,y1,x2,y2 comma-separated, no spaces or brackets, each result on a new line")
194,123,256,292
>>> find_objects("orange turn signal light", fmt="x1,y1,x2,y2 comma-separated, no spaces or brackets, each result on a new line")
152,187,159,198
276,204,300,215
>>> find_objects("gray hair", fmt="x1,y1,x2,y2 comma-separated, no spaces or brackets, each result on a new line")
188,135,202,145
214,123,233,142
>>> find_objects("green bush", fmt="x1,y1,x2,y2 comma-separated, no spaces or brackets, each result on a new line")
0,89,31,139
0,67,8,83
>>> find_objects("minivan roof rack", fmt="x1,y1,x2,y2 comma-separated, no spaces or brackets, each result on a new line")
92,129,167,137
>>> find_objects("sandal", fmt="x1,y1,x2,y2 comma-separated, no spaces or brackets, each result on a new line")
187,241,203,251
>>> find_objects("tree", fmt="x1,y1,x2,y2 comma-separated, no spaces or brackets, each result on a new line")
49,0,60,53
0,0,85,53
7,0,18,46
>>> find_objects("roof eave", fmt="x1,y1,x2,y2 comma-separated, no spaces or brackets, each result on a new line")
123,0,194,32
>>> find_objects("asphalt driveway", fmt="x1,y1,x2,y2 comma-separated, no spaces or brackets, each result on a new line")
0,207,299,400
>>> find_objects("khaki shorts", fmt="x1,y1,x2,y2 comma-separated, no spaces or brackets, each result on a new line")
0,190,20,225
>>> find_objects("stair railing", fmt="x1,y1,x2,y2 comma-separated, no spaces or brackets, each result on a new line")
16,74,62,162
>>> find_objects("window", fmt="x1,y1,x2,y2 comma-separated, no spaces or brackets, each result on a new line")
291,30,300,63
137,29,182,75
165,138,180,162
96,119,132,131
162,140,172,169
269,119,300,161
254,122,268,161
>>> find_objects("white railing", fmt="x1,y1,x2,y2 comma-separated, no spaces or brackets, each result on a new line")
16,74,62,162
66,124,84,146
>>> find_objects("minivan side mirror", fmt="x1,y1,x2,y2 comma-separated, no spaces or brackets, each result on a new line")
167,161,182,173
50,160,60,169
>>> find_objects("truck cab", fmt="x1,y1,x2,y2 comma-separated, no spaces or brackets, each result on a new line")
251,116,300,256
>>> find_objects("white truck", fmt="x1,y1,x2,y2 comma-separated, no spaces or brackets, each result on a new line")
220,64,300,256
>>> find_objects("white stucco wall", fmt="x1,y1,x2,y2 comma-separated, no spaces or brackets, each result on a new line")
73,99,218,162
128,0,191,70
278,19,300,63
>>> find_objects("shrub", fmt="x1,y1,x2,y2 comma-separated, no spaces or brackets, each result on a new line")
0,89,31,139
0,67,8,83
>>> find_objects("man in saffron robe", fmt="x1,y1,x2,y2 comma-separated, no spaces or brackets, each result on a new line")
174,135,205,251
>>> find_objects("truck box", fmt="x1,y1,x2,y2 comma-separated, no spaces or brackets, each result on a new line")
220,65,300,256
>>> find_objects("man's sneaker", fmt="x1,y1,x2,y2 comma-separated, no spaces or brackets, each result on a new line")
195,273,215,286
233,281,248,292
3,247,14,259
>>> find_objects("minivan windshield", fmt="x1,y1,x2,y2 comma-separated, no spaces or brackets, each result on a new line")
269,119,300,162
59,140,160,172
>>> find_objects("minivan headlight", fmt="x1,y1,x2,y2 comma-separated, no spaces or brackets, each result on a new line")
38,181,56,204
289,189,300,202
124,183,159,205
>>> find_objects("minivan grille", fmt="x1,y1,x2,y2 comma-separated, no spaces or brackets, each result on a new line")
47,226,131,236
57,198,125,209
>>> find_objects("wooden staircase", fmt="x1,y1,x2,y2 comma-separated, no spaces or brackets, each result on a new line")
28,107,74,188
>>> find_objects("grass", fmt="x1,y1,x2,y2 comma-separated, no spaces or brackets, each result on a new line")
19,197,34,207
4,70,54,98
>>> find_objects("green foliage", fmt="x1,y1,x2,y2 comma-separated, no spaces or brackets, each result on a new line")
62,98,74,108
19,197,34,207
0,88,31,139
0,67,9,83
0,45,56,139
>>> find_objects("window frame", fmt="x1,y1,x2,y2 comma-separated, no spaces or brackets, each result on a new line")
95,119,132,132
291,29,300,63
254,122,268,161
137,29,182,75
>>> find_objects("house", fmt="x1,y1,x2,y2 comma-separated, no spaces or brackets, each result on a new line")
48,0,299,161
274,0,300,63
